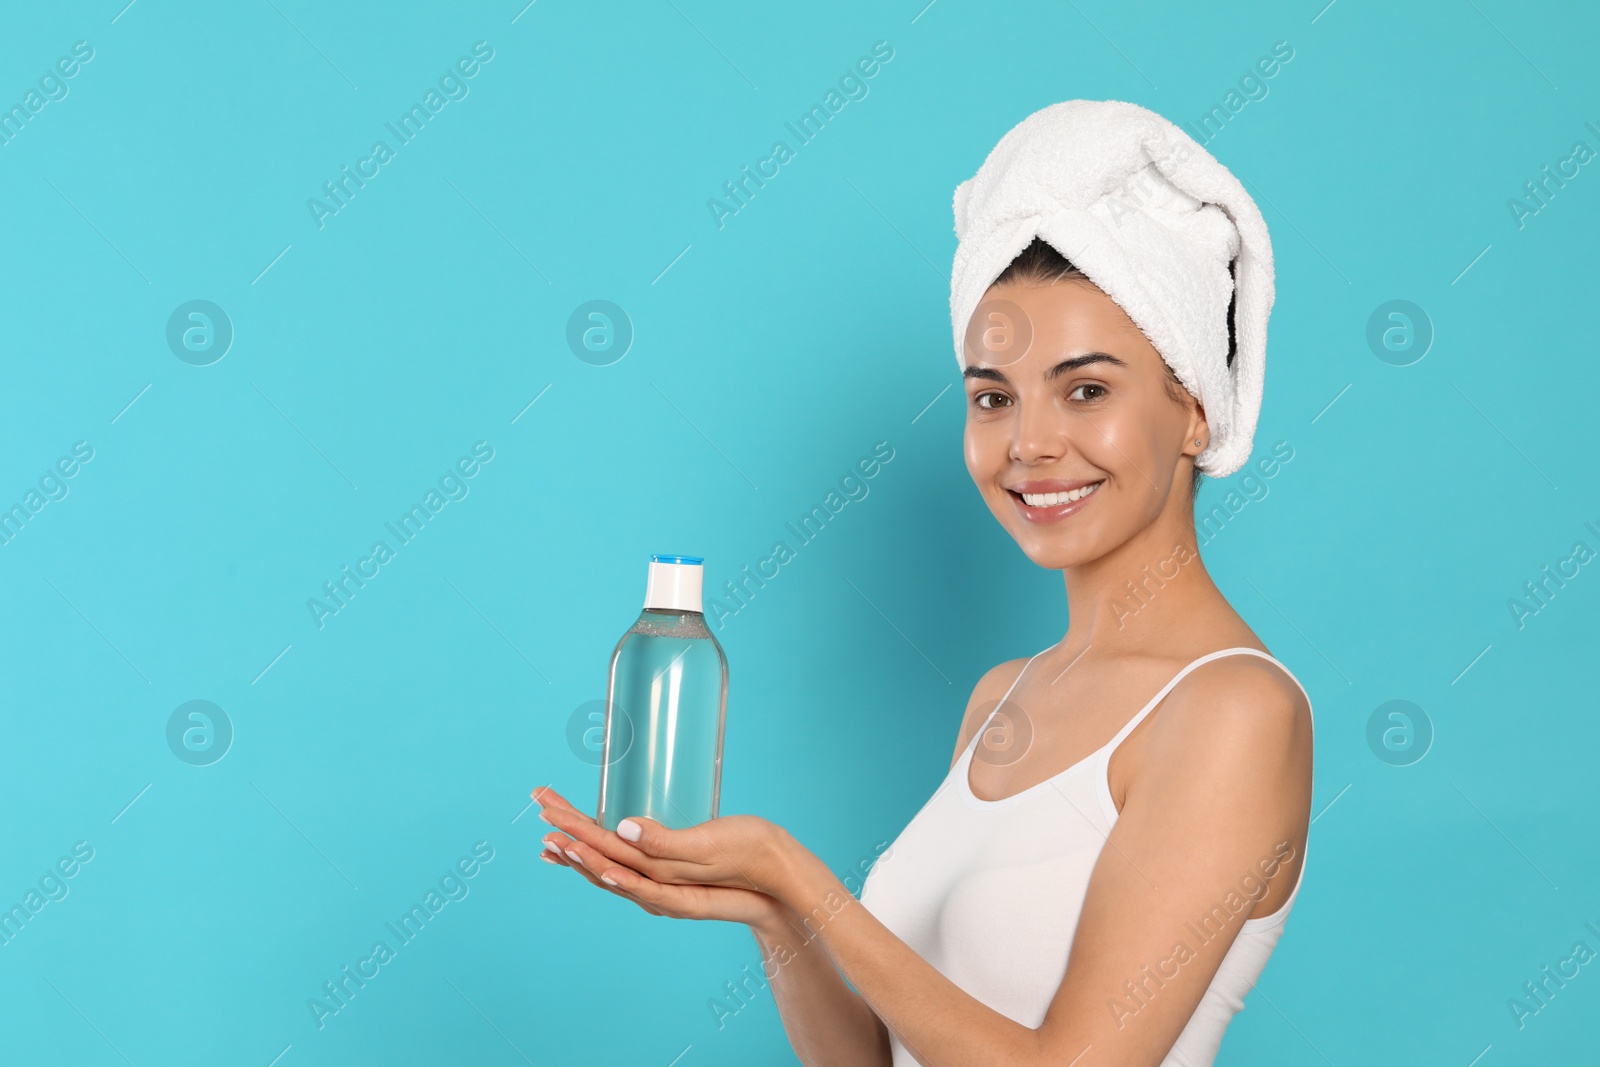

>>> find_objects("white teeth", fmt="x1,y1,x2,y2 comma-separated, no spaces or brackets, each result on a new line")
1020,482,1101,507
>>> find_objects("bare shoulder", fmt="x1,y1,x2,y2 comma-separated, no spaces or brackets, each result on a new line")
948,656,1033,771
1147,652,1313,777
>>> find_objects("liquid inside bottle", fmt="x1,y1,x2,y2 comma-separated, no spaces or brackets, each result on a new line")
597,555,728,831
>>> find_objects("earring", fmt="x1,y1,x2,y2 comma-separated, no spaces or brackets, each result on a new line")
1194,438,1202,445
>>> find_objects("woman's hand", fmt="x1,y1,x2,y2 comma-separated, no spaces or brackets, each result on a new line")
534,785,796,899
533,786,790,928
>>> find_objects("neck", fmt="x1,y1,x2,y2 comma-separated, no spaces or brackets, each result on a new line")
1057,503,1222,658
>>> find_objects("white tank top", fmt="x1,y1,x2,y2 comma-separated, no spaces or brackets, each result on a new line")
859,646,1312,1066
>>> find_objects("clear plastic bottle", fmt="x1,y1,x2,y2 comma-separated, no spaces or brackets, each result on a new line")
597,554,729,831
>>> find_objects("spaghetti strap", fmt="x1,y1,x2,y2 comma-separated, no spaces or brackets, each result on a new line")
1102,647,1295,755
997,644,1056,706
969,644,1309,773
961,644,1057,764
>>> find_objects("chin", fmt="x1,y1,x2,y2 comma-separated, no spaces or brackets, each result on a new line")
1019,539,1101,570
989,494,1110,569
999,520,1101,570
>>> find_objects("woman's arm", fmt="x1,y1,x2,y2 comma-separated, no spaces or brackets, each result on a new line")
764,838,1049,1066
720,659,1023,1065
747,907,893,1066
576,656,1311,1067
743,655,1028,1067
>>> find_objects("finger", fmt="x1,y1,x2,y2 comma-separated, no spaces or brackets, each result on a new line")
543,832,613,885
613,814,716,867
577,846,781,925
539,836,573,867
540,806,681,880
615,815,758,890
595,864,732,919
543,832,664,914
597,865,671,911
557,835,640,886
532,785,593,823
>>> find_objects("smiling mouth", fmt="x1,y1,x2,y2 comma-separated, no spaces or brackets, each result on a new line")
1010,481,1103,507
1011,479,1100,521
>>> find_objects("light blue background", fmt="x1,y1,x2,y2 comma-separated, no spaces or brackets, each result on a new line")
2,0,1596,1063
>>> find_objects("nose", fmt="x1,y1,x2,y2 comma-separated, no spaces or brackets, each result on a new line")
1010,392,1068,466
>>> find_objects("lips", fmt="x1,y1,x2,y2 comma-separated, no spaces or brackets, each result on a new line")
1007,477,1102,495
1007,479,1103,523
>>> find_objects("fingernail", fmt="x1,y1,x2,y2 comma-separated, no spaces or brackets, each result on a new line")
618,819,641,842
538,811,554,825
539,852,560,864
565,849,583,866
600,873,619,886
543,839,563,855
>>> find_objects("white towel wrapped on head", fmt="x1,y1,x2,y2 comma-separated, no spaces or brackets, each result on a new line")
950,99,1275,479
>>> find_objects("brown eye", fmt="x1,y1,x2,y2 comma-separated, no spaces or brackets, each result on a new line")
1069,383,1107,402
974,391,1012,411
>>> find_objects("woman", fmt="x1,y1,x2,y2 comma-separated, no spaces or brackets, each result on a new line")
534,100,1313,1066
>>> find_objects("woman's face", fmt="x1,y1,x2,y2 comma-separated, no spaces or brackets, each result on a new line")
962,277,1204,570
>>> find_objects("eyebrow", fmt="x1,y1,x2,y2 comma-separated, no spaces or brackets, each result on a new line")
962,352,1128,384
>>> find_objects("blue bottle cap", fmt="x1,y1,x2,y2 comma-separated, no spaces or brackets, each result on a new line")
650,554,703,565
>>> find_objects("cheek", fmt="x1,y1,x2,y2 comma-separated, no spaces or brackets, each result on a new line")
962,421,986,476
964,418,1010,484
1078,404,1161,471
